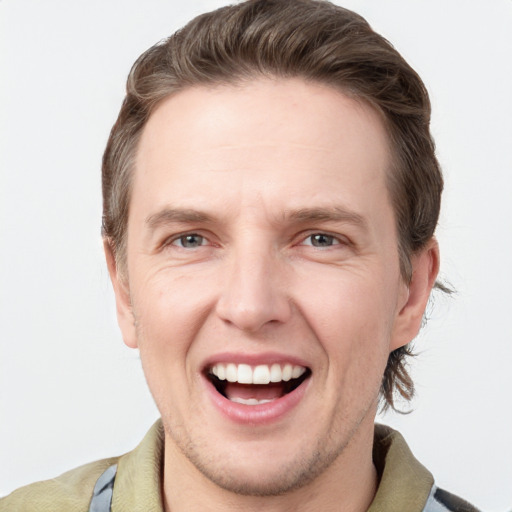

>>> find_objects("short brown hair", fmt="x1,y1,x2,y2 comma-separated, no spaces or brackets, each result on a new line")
102,0,444,410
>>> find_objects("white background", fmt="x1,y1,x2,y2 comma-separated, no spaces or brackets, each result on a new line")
1,1,511,510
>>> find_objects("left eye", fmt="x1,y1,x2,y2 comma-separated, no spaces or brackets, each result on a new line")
303,233,339,247
172,234,206,248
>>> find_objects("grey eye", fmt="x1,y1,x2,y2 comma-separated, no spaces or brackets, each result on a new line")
309,234,335,247
176,234,204,248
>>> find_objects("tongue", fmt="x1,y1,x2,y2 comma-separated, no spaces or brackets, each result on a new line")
224,382,284,401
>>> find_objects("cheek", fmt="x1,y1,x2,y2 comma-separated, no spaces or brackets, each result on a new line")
296,266,394,329
294,268,396,372
131,270,216,364
131,276,214,415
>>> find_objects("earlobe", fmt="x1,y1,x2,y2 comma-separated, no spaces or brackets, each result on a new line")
103,240,139,349
390,238,440,351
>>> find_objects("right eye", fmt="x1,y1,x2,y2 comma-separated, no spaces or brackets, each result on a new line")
171,233,206,248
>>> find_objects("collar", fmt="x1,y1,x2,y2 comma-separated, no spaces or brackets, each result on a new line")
111,420,165,512
368,424,434,511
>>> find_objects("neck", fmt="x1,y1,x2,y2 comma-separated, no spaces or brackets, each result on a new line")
162,420,378,512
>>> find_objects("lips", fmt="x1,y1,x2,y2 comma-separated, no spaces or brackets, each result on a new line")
206,362,311,406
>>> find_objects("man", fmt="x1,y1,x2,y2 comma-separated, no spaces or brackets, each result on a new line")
0,1,480,510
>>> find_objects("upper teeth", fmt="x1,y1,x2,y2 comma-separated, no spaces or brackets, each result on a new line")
210,363,306,385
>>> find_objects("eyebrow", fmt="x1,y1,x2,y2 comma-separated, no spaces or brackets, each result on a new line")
146,208,213,230
286,207,368,229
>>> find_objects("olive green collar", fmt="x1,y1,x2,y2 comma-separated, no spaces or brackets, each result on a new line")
368,424,434,511
111,420,165,512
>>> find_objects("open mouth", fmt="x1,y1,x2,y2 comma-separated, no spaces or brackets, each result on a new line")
207,363,311,405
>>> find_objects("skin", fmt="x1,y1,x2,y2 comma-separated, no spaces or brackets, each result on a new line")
106,78,439,511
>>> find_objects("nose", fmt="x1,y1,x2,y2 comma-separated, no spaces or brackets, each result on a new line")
215,245,292,333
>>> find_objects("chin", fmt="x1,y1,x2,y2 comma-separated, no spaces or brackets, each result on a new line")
195,459,323,496
173,430,345,497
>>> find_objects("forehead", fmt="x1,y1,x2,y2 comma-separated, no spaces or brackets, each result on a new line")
133,78,392,221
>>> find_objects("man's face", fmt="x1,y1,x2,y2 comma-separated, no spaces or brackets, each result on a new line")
110,79,431,495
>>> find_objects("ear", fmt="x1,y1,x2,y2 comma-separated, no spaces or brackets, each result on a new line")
390,238,440,351
104,240,138,349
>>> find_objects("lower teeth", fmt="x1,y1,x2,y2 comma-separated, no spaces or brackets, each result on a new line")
230,397,274,405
